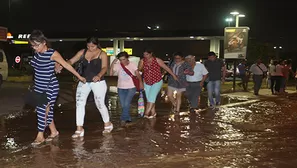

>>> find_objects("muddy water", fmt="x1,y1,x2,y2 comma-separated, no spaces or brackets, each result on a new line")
1,92,297,167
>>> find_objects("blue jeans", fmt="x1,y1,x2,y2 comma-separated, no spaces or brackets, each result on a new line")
118,88,136,121
207,80,221,106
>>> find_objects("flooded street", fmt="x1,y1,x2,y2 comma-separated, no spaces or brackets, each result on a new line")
1,84,297,167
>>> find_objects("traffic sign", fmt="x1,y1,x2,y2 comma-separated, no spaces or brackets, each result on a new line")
15,56,21,63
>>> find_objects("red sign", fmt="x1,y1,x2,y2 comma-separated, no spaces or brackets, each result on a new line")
0,26,8,42
15,56,21,63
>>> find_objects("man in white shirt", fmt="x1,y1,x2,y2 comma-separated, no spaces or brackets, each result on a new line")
185,55,208,112
249,58,268,95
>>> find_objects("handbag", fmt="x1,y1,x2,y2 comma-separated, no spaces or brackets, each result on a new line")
120,63,140,91
75,49,87,75
23,74,53,107
137,91,145,117
24,88,48,107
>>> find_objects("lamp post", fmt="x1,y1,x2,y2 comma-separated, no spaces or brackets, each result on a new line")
225,18,233,26
230,11,245,27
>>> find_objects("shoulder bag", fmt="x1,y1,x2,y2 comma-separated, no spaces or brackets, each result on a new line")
76,49,87,75
23,74,53,107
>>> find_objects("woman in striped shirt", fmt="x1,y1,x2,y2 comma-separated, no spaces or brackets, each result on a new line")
29,30,86,146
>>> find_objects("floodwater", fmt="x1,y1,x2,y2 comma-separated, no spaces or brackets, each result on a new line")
1,88,297,167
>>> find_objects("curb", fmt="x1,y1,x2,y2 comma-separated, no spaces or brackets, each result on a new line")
6,75,33,82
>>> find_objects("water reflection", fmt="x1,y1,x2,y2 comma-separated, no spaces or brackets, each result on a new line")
1,90,297,167
72,137,87,159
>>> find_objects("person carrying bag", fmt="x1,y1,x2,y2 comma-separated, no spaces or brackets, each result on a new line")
110,52,144,125
120,63,141,91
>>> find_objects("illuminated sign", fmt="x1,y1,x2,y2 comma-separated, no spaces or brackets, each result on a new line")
12,40,28,44
0,26,8,41
7,32,13,39
18,34,31,39
101,48,133,56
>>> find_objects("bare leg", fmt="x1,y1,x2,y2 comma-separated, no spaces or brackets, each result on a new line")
49,121,58,136
175,91,183,112
150,103,156,115
104,122,112,127
144,102,154,116
35,132,45,142
76,126,83,131
167,89,176,110
34,104,51,142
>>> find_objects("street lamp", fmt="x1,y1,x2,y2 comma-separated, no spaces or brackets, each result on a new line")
274,46,282,59
230,11,245,27
274,46,282,49
225,18,233,26
147,25,160,30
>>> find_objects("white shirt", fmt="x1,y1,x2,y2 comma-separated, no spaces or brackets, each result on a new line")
268,64,276,76
249,63,267,75
186,62,208,82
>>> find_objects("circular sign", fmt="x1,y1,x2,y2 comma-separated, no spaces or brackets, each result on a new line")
15,56,21,63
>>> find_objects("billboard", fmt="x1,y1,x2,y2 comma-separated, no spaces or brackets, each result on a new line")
224,27,249,59
0,27,8,42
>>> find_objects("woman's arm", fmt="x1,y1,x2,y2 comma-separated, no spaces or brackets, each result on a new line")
109,58,118,76
156,58,178,80
68,49,85,65
54,49,84,73
51,51,86,83
93,51,108,82
138,59,144,72
135,70,144,90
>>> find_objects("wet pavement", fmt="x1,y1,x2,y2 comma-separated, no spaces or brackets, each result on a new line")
1,81,297,167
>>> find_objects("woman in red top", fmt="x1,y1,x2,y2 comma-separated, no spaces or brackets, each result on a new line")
138,49,177,118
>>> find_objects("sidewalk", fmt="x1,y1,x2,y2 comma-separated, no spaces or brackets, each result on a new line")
0,82,29,115
223,88,296,99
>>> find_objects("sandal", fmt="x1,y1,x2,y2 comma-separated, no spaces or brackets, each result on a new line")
31,139,45,146
45,131,59,142
194,108,202,113
72,130,84,138
148,113,157,119
102,123,113,134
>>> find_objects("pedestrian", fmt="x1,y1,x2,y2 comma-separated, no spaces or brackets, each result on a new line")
110,51,144,126
56,37,113,138
167,52,194,113
29,30,86,145
204,52,226,109
249,58,268,95
185,55,208,112
138,48,178,118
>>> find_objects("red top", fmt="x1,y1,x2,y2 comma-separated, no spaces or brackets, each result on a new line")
143,57,162,85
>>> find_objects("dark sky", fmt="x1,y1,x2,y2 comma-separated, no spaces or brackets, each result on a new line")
0,0,296,49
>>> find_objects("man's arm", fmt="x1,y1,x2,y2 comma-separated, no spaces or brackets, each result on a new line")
221,60,226,80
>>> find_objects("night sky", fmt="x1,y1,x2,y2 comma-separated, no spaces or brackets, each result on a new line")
0,0,296,50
